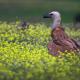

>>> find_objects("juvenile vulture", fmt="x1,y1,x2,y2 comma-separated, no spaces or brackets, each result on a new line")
73,13,80,29
43,11,80,56
17,20,29,30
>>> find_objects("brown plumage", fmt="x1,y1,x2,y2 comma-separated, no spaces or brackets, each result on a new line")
48,27,80,56
43,11,80,56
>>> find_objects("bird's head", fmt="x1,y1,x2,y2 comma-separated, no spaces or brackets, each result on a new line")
43,11,61,29
43,11,61,20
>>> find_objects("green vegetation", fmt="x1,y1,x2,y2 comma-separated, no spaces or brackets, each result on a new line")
0,22,80,80
0,0,80,22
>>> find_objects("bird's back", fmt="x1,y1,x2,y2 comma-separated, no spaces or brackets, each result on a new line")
48,27,80,56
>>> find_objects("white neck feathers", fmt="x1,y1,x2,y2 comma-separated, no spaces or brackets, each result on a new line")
51,12,61,29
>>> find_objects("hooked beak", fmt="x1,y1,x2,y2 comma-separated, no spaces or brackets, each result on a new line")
43,14,52,18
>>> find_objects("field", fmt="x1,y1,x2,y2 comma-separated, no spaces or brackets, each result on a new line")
0,22,80,80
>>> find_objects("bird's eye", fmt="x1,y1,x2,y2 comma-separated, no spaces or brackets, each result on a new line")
50,14,53,15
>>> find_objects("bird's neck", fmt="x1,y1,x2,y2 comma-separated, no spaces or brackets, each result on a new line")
52,16,61,29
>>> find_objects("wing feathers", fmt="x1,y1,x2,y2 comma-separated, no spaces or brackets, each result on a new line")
48,27,80,56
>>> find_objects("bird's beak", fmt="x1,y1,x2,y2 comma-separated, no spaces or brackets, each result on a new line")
43,14,52,18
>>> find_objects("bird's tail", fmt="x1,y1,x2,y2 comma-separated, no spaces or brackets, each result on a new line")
71,39,80,49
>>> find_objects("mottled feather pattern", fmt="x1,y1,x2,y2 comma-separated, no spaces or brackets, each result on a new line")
48,27,80,56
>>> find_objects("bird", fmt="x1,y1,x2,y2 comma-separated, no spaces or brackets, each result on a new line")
43,11,80,56
73,13,80,29
17,21,29,30
17,18,29,30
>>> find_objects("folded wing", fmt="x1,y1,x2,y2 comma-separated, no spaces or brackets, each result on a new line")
48,27,80,56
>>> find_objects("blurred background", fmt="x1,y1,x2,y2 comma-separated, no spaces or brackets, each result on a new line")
0,0,80,23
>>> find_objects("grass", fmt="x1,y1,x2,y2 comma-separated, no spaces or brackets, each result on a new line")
0,22,80,80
